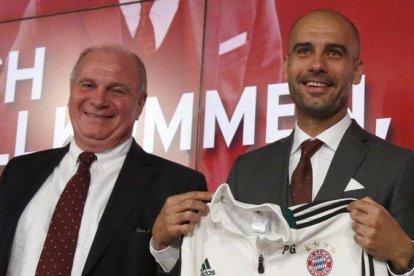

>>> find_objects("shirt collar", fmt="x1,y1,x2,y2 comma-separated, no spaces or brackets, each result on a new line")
68,137,133,169
291,114,352,154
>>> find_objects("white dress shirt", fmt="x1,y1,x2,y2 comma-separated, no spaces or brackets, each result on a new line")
289,114,351,199
7,138,132,276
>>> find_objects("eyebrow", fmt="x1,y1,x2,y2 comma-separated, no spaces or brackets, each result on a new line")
326,43,348,54
291,42,313,52
291,42,348,54
108,82,131,92
76,77,99,86
77,78,132,91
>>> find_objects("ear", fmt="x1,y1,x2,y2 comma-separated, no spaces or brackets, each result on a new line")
135,91,147,120
283,55,289,81
352,60,364,85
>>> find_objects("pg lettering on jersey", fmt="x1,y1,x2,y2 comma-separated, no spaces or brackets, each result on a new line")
282,244,296,254
180,184,388,276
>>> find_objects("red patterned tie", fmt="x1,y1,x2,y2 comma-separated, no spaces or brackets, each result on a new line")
290,139,323,205
35,152,97,276
134,1,156,56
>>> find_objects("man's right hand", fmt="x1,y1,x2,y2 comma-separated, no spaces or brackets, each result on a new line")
152,191,212,250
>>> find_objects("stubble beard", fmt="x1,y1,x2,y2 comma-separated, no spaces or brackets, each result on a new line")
289,82,349,121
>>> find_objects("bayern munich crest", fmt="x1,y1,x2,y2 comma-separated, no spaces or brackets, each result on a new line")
307,249,333,276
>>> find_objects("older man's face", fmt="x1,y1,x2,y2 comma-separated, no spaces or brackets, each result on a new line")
68,49,146,152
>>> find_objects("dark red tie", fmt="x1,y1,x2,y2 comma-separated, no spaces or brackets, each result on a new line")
290,139,323,205
35,152,97,276
134,1,156,56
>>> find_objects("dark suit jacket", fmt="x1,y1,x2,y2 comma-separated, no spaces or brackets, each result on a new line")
0,140,207,276
227,120,414,239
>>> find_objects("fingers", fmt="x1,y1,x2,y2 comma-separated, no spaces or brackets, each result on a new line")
347,196,375,213
351,221,378,255
166,191,213,205
164,207,205,228
164,191,212,216
347,197,412,265
152,191,212,250
348,198,382,253
347,197,384,225
348,198,383,234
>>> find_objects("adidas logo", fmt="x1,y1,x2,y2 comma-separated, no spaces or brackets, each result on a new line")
200,258,216,276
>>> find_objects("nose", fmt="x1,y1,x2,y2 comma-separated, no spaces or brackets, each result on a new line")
308,53,327,73
90,88,108,107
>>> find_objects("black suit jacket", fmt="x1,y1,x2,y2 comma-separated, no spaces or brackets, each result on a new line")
227,120,414,239
0,140,207,276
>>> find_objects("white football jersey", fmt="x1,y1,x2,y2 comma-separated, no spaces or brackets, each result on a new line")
180,184,388,276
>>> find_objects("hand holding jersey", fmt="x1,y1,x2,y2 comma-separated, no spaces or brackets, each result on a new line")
152,191,212,250
349,198,414,273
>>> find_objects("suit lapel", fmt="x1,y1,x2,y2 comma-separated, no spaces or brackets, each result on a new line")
274,135,292,207
82,141,156,275
11,146,69,221
314,121,371,202
255,133,292,207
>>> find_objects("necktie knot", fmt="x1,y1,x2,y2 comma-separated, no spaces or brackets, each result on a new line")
300,139,323,160
140,1,153,18
78,152,97,166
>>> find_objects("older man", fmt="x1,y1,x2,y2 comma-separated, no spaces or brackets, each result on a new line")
0,45,206,276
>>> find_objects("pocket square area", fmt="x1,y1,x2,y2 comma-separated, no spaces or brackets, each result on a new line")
344,178,365,191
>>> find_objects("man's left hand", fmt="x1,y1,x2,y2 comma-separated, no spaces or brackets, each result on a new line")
348,197,414,272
